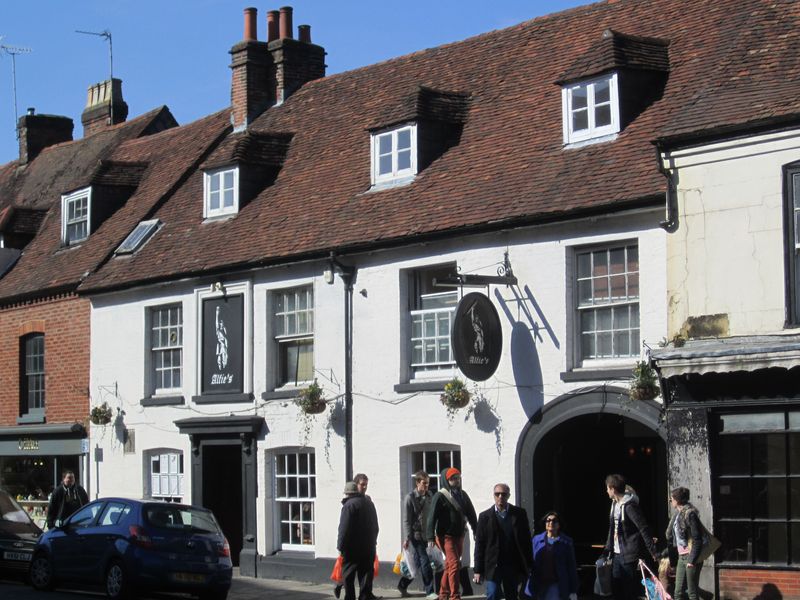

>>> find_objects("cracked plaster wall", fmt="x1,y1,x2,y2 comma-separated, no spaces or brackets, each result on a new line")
665,130,800,337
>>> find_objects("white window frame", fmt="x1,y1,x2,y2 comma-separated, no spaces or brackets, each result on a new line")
273,449,316,551
403,444,462,495
371,124,418,186
562,72,620,145
203,166,239,218
61,188,92,245
410,290,458,371
145,449,184,502
575,243,640,367
149,304,183,395
272,286,314,389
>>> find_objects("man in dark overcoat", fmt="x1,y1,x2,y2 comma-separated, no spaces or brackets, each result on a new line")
473,483,533,600
337,481,380,600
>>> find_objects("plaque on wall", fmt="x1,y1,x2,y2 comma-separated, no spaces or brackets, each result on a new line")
202,295,244,394
451,292,502,381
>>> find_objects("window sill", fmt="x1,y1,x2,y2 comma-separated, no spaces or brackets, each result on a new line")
16,413,46,425
140,395,185,407
192,392,254,405
261,389,302,401
366,176,415,193
559,368,633,382
394,380,450,393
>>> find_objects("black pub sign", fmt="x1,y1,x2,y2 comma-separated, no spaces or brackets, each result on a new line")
451,292,502,381
202,295,244,394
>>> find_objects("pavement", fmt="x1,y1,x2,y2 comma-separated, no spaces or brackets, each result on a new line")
0,571,486,599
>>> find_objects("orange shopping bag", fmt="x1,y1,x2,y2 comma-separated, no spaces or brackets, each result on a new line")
373,554,380,578
331,555,344,584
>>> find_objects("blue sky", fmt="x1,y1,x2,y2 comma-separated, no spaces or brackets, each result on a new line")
0,0,589,164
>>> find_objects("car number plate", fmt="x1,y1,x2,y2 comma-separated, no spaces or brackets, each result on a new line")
172,572,206,583
3,551,32,561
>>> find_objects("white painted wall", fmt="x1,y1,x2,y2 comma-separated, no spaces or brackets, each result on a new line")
662,128,800,336
89,210,667,563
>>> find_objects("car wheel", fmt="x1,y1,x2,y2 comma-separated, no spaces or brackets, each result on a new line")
105,560,130,599
29,552,54,591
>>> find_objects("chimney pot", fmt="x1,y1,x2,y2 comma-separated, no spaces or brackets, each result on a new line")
279,6,293,39
243,7,257,41
27,107,35,116
298,24,311,43
267,10,279,42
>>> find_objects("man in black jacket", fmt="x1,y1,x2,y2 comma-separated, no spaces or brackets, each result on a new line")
46,470,88,529
473,483,533,600
337,481,380,600
603,474,658,600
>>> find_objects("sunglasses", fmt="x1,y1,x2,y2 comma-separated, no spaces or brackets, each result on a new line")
494,492,510,497
546,517,559,523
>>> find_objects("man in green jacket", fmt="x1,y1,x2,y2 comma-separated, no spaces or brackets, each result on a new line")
427,468,478,600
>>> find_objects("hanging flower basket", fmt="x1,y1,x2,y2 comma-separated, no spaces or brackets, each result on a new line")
295,379,326,414
89,402,114,425
629,361,660,401
440,378,471,414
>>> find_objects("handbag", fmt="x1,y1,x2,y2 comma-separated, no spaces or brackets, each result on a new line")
694,525,721,563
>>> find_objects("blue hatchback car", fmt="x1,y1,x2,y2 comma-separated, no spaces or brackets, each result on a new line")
28,497,232,600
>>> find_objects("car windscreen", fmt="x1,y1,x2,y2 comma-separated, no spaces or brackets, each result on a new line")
0,490,36,525
144,505,221,534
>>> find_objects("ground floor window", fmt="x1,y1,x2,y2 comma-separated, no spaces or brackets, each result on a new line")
713,410,800,565
408,445,461,494
147,450,184,502
275,450,316,549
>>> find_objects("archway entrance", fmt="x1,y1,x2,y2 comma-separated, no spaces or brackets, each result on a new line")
517,387,668,592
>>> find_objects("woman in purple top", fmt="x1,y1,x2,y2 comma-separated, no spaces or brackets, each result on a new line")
525,511,578,600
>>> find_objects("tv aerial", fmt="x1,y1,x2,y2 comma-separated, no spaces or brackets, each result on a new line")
76,29,114,123
0,39,33,137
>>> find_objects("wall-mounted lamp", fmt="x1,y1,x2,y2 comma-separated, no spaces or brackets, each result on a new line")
323,268,335,285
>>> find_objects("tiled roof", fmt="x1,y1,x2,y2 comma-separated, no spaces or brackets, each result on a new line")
63,0,800,293
0,109,230,303
202,131,294,170
556,29,670,84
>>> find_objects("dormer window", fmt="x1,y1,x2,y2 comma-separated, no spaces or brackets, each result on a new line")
562,73,620,145
371,124,417,186
203,166,239,218
61,188,91,245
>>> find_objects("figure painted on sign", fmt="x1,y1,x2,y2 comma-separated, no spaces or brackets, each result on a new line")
215,306,228,369
469,304,485,354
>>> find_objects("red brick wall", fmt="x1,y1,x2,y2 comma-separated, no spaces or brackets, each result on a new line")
720,568,800,600
0,295,90,426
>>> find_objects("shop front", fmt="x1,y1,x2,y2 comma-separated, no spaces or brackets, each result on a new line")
0,423,88,527
653,335,800,600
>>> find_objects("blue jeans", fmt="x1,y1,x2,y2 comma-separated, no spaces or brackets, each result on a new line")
398,539,434,594
486,564,521,600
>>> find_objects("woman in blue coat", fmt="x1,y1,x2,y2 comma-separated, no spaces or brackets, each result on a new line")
525,511,579,600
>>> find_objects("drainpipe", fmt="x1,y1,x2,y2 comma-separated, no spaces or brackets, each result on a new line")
328,253,356,482
655,143,678,233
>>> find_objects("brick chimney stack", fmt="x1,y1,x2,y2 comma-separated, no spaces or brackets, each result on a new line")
268,6,326,104
17,108,74,165
230,6,273,131
81,78,129,137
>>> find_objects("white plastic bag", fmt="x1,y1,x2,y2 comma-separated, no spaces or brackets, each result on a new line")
427,544,445,572
403,545,418,579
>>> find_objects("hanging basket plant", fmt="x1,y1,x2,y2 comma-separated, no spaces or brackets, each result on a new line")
89,402,114,425
295,380,327,445
295,379,327,414
440,377,471,420
629,361,660,401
